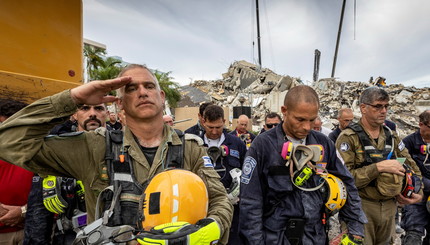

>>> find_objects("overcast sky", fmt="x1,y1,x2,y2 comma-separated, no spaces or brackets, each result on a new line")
83,0,430,88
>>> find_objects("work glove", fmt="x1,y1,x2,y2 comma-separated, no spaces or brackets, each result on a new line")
341,233,363,245
227,168,242,205
136,218,220,245
43,175,68,214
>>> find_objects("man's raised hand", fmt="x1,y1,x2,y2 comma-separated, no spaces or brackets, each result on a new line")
71,76,132,105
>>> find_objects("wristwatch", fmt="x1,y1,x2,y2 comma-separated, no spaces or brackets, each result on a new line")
21,205,27,218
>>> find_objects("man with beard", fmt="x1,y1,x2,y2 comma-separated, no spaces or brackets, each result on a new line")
75,104,108,131
24,103,108,245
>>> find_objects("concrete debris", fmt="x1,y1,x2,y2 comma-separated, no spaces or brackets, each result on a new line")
178,60,430,137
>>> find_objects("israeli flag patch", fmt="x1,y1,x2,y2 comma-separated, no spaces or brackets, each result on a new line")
241,156,257,184
230,149,240,159
399,141,406,151
202,156,213,168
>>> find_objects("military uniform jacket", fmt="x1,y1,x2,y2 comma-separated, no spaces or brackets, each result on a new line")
336,120,422,201
0,90,233,244
239,124,366,244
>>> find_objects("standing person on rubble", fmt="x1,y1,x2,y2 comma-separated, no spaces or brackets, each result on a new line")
0,64,233,244
239,85,366,244
400,109,430,244
336,87,423,245
230,114,255,149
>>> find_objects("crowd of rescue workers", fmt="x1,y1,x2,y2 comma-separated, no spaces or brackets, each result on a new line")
0,64,429,245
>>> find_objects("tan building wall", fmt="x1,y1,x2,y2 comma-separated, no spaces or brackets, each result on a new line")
173,106,229,132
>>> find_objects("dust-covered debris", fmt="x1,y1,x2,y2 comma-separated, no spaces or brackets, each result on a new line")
178,60,430,135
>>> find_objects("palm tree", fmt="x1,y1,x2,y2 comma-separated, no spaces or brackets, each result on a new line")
84,44,106,81
154,70,181,108
90,57,123,81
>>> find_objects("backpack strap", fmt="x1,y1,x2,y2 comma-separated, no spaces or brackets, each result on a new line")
165,129,185,169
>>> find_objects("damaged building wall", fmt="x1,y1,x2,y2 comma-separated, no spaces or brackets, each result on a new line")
177,60,429,137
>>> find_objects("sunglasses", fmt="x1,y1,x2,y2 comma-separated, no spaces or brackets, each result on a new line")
266,123,279,129
364,103,389,111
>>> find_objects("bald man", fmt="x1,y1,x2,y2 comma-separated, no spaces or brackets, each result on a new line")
229,114,255,149
329,108,354,143
162,114,174,126
239,85,366,244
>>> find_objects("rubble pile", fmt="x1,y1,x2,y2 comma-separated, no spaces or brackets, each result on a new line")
314,78,430,138
179,60,429,137
178,60,301,125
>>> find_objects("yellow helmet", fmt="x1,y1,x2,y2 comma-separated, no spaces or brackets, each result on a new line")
320,174,347,213
141,169,208,231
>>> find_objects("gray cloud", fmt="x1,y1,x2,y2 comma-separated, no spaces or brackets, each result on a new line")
83,0,430,87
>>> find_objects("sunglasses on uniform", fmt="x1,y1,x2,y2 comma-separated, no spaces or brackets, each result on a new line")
266,123,279,129
364,103,389,110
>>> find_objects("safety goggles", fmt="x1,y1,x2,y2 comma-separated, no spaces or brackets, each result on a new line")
266,123,279,129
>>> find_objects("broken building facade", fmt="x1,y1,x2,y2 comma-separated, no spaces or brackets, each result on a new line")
177,60,430,138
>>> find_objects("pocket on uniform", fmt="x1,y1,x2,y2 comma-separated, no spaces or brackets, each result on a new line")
267,172,294,193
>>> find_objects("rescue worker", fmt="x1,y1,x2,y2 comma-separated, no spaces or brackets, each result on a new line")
400,109,430,244
328,108,354,143
336,86,422,245
184,102,213,138
0,64,233,244
230,114,255,149
24,103,108,245
259,112,282,135
162,114,174,126
200,104,246,244
239,85,366,244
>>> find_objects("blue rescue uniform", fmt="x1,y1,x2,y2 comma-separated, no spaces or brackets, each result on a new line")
401,130,430,238
203,132,246,245
239,124,366,244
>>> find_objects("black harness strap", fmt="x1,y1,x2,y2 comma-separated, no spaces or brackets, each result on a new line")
348,123,394,168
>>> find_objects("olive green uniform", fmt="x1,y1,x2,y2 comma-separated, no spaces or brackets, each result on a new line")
0,90,233,244
336,120,422,245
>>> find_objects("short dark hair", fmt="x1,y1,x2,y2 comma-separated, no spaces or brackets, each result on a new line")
359,87,389,105
203,105,224,122
199,102,213,116
265,112,281,122
0,99,27,117
419,110,430,124
284,85,319,110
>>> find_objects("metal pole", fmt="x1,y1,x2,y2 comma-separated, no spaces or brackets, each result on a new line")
255,0,262,68
331,0,346,78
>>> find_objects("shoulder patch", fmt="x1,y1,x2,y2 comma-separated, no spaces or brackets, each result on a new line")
399,141,406,151
230,149,240,159
202,156,213,168
340,142,350,152
241,156,257,184
185,133,204,146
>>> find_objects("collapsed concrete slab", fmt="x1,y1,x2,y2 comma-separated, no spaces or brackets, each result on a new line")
177,60,429,137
